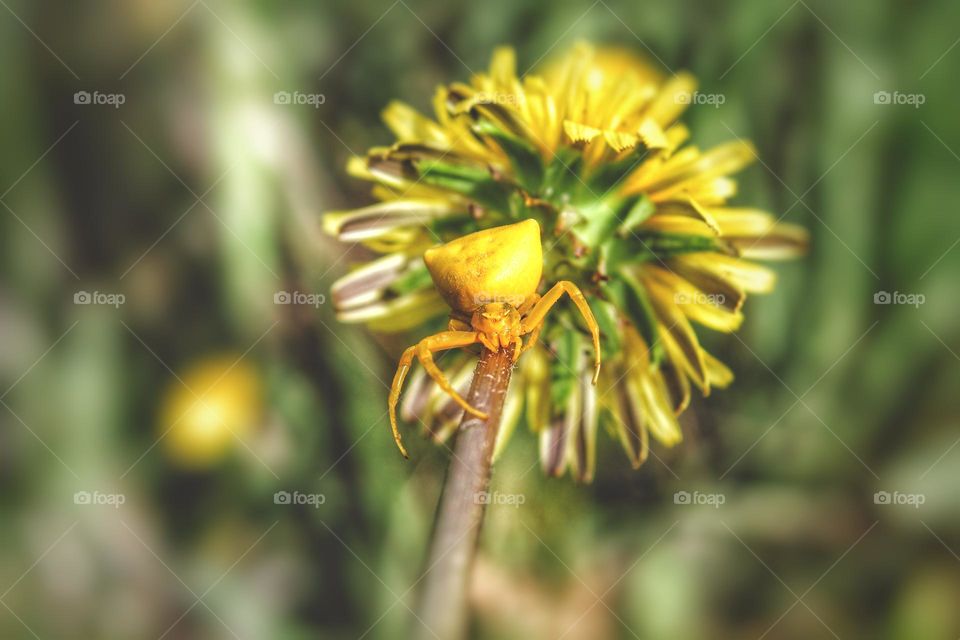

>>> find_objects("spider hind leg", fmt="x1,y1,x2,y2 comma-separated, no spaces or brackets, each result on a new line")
387,331,489,457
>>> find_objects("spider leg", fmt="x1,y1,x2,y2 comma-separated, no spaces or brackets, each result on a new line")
388,346,418,458
388,331,485,457
477,333,498,353
517,293,540,316
447,316,472,332
516,293,542,356
416,332,489,420
520,322,543,355
520,281,602,384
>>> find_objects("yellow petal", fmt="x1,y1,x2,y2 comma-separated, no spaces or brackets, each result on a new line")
612,374,650,468
684,177,738,204
493,377,524,462
645,266,744,332
646,140,757,200
676,253,777,294
340,289,447,332
564,120,603,144
489,46,517,87
382,101,449,146
658,337,692,413
523,347,551,433
640,214,716,237
323,199,461,241
634,368,683,445
603,129,640,152
644,72,698,126
637,118,669,149
730,223,810,260
331,252,408,311
666,255,748,309
644,276,709,391
712,207,777,236
703,350,734,389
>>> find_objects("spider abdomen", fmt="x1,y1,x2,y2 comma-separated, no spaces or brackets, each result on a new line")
424,219,543,314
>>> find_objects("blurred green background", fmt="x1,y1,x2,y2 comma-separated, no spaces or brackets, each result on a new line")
2,0,959,638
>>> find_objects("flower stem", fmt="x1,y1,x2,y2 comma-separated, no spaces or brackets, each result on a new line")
413,346,514,640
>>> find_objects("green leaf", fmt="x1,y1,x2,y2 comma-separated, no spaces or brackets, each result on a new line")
617,195,655,235
588,297,622,360
415,159,513,213
571,194,653,249
571,196,622,247
542,147,583,199
604,273,664,366
473,120,544,193
587,149,646,195
549,326,581,407
601,230,721,273
643,232,720,256
389,264,434,296
430,214,481,237
415,159,488,189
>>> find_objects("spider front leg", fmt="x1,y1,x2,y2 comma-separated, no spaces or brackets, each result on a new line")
520,322,543,355
517,294,540,316
447,316,472,332
516,294,543,356
520,281,601,383
388,330,488,457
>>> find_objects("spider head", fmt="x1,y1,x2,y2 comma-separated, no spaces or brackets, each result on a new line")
471,302,522,341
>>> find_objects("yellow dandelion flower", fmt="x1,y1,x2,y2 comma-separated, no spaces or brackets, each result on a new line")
326,42,807,481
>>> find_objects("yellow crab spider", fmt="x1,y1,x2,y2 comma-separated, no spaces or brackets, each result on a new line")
388,219,601,458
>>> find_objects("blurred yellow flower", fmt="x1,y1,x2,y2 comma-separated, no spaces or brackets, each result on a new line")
160,355,263,468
